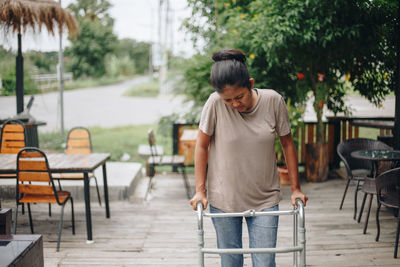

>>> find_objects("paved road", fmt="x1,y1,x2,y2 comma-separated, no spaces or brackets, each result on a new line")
0,77,396,132
0,76,186,132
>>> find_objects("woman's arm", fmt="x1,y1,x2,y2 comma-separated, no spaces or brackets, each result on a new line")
189,130,211,210
279,133,308,207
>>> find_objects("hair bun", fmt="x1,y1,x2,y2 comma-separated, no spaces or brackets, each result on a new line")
212,49,246,63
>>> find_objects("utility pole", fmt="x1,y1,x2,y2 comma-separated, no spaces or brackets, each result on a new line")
149,6,154,77
58,0,65,135
159,0,169,95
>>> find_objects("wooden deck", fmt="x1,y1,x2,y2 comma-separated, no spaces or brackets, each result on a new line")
2,173,400,266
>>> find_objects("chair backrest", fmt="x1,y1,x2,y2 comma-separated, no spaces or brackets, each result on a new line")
337,138,392,177
375,167,400,207
148,129,159,157
65,127,92,155
16,147,61,204
0,120,26,154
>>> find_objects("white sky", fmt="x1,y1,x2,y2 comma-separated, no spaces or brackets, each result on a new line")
0,0,195,57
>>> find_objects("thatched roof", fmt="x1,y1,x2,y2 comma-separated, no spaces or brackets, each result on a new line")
0,0,78,35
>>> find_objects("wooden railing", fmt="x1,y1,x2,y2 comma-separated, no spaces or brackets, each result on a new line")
172,117,395,169
31,72,73,90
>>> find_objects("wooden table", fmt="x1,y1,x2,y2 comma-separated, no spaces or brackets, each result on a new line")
0,153,111,243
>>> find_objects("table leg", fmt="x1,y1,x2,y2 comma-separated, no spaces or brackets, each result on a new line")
102,163,110,218
83,172,93,243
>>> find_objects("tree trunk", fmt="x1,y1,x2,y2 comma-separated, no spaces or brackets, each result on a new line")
305,142,329,182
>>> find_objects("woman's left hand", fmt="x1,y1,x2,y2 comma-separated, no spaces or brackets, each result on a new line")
291,189,308,207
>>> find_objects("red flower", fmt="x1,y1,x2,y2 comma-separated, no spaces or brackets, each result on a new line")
317,101,324,109
297,73,305,80
317,73,325,82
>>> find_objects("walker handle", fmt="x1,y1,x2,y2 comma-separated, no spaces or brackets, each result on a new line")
196,202,204,230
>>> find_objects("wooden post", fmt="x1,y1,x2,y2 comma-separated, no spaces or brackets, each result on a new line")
328,124,334,164
327,117,341,169
307,124,314,144
348,122,353,139
355,126,359,138
342,120,347,141
301,126,306,164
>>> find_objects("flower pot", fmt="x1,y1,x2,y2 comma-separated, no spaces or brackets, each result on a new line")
305,142,329,182
278,166,291,186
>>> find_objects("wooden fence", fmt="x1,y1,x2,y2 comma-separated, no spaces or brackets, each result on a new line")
173,117,395,169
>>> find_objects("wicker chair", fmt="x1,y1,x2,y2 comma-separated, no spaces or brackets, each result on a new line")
375,167,400,258
356,141,392,234
337,138,376,219
337,139,392,218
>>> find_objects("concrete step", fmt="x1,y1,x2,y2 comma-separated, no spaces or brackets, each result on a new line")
0,162,144,202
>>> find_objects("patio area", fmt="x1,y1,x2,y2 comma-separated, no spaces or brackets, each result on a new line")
2,172,400,266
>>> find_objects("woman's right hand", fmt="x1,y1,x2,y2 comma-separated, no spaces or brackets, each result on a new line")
190,191,208,210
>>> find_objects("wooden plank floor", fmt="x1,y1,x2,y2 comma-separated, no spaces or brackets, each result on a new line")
2,174,400,266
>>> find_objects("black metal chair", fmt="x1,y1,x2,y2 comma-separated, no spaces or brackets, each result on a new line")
145,129,191,200
337,138,376,219
375,167,400,258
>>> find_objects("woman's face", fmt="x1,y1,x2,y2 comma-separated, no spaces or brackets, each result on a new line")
218,78,255,112
219,85,254,113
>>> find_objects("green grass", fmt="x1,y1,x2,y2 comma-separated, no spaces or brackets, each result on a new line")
358,127,382,139
38,125,172,165
124,79,159,97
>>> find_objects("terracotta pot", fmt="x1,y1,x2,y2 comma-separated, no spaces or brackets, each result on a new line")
278,166,290,186
305,142,329,182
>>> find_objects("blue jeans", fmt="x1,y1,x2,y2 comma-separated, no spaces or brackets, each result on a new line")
210,205,279,267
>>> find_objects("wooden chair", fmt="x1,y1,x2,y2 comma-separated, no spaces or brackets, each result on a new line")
375,167,400,258
52,127,102,206
14,147,75,252
0,120,26,209
146,129,191,200
0,120,26,179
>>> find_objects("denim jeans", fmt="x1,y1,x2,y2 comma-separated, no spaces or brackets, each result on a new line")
210,205,279,267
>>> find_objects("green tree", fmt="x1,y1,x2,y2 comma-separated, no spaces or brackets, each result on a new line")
183,0,397,143
67,0,117,78
114,38,150,74
25,51,58,73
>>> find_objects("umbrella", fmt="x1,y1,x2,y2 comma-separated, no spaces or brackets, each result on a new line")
0,0,78,114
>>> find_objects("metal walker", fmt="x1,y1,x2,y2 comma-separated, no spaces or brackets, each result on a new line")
196,199,306,267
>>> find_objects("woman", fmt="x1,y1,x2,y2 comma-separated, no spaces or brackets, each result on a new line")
189,49,308,267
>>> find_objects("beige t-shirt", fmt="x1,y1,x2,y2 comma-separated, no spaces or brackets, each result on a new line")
199,89,291,212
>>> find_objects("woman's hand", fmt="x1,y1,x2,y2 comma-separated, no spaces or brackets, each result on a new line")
190,191,208,210
291,189,308,207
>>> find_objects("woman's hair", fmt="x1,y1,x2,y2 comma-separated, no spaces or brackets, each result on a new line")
210,49,251,93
